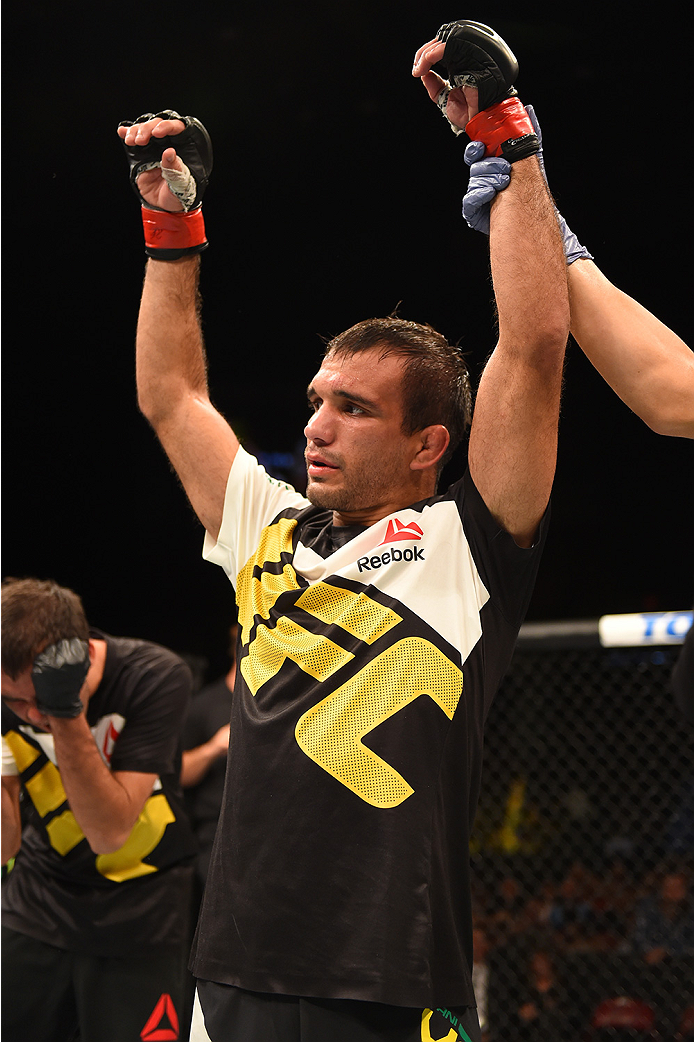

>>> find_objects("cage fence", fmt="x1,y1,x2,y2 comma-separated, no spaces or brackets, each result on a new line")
471,611,694,1042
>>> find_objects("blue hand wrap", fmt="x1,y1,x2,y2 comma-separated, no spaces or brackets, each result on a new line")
462,109,594,265
462,141,510,234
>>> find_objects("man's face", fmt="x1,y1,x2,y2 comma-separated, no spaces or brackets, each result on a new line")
1,670,52,731
304,347,423,525
2,642,93,731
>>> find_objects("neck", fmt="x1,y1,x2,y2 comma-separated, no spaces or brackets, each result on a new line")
331,480,438,528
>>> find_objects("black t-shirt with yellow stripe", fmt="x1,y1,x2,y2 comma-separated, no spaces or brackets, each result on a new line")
190,449,548,1006
1,631,197,957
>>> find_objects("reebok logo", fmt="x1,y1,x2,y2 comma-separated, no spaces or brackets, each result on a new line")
379,518,423,545
140,992,179,1040
358,517,425,572
357,545,424,572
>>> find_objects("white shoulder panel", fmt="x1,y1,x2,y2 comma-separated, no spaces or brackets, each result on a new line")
296,500,489,658
203,447,309,584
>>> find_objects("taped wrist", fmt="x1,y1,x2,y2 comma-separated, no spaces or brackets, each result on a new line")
465,97,539,163
141,206,208,260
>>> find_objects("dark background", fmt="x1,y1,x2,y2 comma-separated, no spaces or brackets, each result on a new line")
4,1,692,676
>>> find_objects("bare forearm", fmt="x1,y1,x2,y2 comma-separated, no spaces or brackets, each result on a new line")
134,254,240,538
2,778,22,864
181,724,230,788
136,255,209,426
569,260,694,437
181,743,222,788
469,157,569,545
50,717,153,853
489,157,570,355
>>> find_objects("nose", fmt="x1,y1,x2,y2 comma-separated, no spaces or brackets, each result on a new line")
304,404,331,446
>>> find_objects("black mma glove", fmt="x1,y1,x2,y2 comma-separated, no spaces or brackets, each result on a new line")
434,20,539,163
32,639,90,718
435,19,519,110
119,109,213,259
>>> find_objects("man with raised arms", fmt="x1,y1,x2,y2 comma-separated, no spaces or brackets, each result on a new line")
117,20,691,1042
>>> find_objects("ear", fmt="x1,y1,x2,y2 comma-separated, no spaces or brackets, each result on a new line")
83,639,106,704
410,425,450,472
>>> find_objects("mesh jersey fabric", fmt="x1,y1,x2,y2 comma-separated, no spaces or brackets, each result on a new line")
191,447,548,1005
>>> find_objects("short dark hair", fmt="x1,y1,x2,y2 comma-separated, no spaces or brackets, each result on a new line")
324,316,473,467
1,578,89,679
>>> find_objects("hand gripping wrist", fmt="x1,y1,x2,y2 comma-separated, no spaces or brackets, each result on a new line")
462,143,511,233
462,107,594,265
465,97,539,163
32,639,90,719
141,206,208,260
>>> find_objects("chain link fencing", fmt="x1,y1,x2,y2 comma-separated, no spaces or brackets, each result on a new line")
470,612,694,1041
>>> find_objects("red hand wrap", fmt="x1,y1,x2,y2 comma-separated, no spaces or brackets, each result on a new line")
465,97,538,161
141,206,207,253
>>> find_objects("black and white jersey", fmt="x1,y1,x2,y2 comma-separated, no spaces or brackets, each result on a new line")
191,447,547,1006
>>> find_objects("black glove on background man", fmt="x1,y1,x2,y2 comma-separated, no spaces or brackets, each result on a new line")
32,639,90,718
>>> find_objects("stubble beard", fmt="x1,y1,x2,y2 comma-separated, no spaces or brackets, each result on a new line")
305,475,356,513
305,454,405,516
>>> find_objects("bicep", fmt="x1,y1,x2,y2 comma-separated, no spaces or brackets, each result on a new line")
468,339,563,547
153,394,240,540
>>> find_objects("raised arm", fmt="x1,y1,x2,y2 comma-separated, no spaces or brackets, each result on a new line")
414,29,569,547
567,259,694,437
136,252,239,540
461,106,694,438
118,115,240,539
469,158,568,545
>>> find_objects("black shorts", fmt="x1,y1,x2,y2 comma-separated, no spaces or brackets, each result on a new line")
1,926,195,1042
196,980,481,1042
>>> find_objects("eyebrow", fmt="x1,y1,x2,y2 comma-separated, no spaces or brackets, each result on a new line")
306,384,380,412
